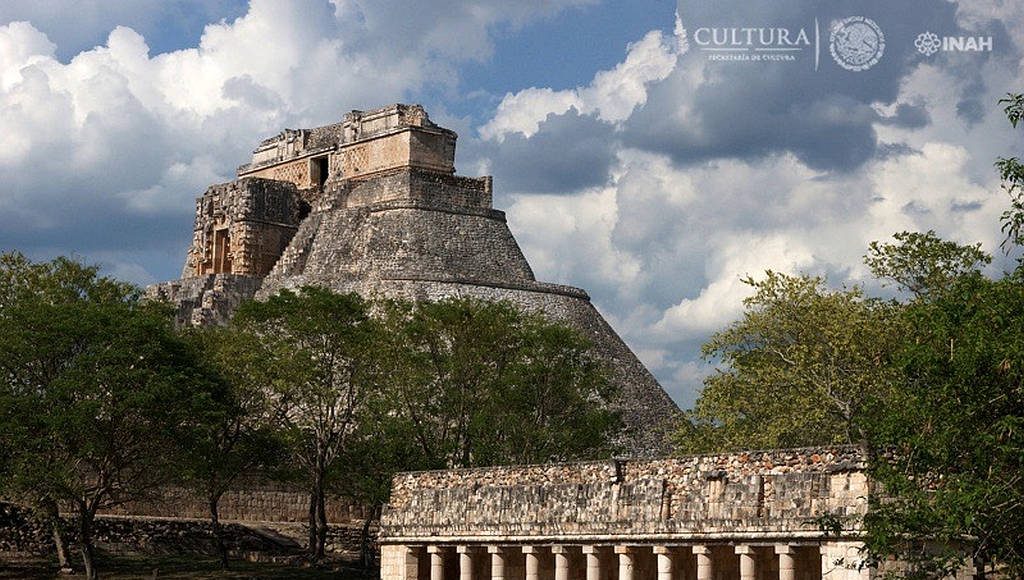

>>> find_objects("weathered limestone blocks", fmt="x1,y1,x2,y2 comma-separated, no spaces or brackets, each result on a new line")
381,446,869,540
184,178,308,278
146,274,261,326
377,448,886,580
102,478,370,524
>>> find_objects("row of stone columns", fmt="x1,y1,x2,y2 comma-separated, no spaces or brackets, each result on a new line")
420,543,813,580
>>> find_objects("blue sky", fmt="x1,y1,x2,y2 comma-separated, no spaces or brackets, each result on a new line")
1,0,1022,407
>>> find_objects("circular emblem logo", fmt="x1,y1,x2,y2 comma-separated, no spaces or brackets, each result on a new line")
830,16,885,71
915,31,941,56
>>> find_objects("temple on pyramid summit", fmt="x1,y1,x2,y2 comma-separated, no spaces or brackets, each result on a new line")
148,103,679,452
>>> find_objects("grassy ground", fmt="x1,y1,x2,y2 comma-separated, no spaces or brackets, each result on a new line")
0,553,375,579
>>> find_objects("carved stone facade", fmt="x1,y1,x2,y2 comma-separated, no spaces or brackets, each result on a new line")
147,103,679,454
378,447,979,580
182,178,308,278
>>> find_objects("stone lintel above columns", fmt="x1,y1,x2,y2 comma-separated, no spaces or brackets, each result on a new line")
775,545,796,554
734,545,755,554
551,545,572,554
522,546,542,554
614,545,636,554
457,546,478,554
691,545,711,555
428,545,446,554
487,546,505,554
582,545,606,554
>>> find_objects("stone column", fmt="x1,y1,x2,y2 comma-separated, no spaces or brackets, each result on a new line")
523,546,542,580
582,545,603,580
489,546,507,580
775,546,796,580
615,546,635,580
457,546,475,580
653,546,673,580
693,546,713,580
429,546,445,580
552,546,571,580
735,546,756,580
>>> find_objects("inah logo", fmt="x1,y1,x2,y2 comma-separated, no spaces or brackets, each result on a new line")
915,31,941,56
915,31,993,55
829,16,885,71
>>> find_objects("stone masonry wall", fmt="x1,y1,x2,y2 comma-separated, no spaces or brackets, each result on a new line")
339,168,491,210
1,503,371,558
185,177,307,277
146,274,261,326
381,446,867,541
257,175,538,296
242,157,316,190
103,479,370,524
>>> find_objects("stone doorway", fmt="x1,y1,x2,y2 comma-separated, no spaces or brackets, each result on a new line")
311,155,329,189
213,227,232,273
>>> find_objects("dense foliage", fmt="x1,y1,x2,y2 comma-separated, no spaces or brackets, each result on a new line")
0,254,223,579
676,94,1024,576
0,261,620,575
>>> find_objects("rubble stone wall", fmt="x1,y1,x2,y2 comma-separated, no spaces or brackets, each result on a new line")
104,480,370,524
381,446,867,540
146,274,261,326
0,503,370,557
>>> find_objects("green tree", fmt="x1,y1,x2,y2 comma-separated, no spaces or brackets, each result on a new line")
375,297,620,468
325,297,617,568
997,93,1024,252
177,326,287,569
231,287,381,562
862,271,1024,577
676,271,902,452
0,253,217,579
865,230,990,298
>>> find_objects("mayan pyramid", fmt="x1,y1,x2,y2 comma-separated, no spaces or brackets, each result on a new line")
148,104,679,452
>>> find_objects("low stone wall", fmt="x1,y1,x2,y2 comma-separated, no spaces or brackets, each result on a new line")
0,503,373,558
101,479,370,524
381,446,868,541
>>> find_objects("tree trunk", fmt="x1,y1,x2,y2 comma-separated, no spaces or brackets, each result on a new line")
42,500,73,574
78,508,99,580
209,494,229,569
360,504,380,569
316,485,327,560
307,486,318,560
311,462,327,562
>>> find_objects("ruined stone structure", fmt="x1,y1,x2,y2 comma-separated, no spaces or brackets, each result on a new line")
149,103,679,452
377,447,977,580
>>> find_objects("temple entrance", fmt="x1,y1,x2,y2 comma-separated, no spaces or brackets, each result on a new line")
312,156,329,189
214,227,232,273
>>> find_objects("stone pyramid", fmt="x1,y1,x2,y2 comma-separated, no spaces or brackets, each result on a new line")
149,104,679,453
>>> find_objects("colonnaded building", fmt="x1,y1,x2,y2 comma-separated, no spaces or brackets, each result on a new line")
378,447,979,580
